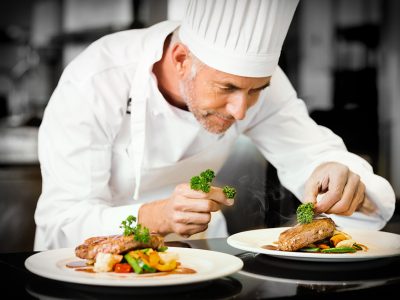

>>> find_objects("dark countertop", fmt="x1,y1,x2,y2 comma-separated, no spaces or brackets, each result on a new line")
1,238,400,300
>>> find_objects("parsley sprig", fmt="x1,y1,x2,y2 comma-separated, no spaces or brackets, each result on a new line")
296,202,314,224
190,169,215,193
190,169,237,199
120,215,150,243
223,186,236,199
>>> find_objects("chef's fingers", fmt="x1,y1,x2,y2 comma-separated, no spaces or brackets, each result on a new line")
325,173,361,215
174,184,233,207
172,211,212,226
358,195,377,215
175,183,211,198
346,181,366,215
174,223,209,237
174,197,221,213
314,168,349,213
303,178,320,204
171,212,210,236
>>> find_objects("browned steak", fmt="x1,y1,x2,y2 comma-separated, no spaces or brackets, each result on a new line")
277,218,336,251
75,234,165,259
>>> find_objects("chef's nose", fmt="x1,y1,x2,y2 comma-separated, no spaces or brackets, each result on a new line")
226,94,248,120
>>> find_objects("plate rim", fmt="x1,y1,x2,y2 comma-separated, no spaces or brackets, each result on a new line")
227,227,400,262
25,247,244,287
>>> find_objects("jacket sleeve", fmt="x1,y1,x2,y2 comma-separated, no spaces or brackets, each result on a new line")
244,67,395,230
34,71,141,250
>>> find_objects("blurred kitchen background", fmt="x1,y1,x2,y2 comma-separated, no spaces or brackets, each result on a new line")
0,0,399,252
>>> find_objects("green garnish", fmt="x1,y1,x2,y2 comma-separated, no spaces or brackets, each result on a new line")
298,247,320,252
223,186,236,199
157,246,168,252
120,215,150,243
124,253,143,274
321,247,357,253
190,169,215,193
190,169,237,199
296,202,314,224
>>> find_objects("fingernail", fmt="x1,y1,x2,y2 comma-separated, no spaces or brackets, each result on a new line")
227,198,235,206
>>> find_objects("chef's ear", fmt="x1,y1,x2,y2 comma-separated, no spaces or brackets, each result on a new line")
170,43,191,77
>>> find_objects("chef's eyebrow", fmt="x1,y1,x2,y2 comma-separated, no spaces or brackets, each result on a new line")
253,82,270,91
219,82,270,91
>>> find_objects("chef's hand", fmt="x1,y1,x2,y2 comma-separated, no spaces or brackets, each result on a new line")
138,183,234,237
303,162,374,216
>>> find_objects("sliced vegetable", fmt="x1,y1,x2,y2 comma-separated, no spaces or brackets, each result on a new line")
330,234,347,247
156,259,177,272
321,247,356,253
138,260,157,273
93,253,123,273
148,251,160,267
298,247,320,252
335,239,357,249
124,253,143,274
114,263,132,273
316,243,330,250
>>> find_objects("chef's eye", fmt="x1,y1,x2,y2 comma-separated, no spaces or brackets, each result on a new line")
220,86,236,92
249,86,268,95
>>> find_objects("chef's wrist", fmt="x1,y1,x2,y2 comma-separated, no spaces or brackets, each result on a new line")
138,200,171,236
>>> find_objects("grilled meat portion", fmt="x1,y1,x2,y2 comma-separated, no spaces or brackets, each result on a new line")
75,234,165,259
278,218,336,252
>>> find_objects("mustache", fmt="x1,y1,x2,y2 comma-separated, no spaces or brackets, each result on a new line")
201,111,235,120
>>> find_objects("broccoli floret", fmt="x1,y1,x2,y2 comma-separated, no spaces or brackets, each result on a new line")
223,186,236,199
296,202,314,224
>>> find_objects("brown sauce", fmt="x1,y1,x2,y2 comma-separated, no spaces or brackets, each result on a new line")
170,267,196,275
75,267,95,273
262,245,278,251
66,261,89,268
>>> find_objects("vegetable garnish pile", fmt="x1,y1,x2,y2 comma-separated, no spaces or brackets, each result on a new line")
113,215,174,274
92,246,178,274
121,248,178,274
190,169,237,199
298,230,368,253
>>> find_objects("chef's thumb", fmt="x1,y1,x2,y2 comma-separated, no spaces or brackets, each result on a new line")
209,186,235,206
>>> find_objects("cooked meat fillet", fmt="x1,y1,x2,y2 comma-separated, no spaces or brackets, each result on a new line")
278,218,336,252
75,234,165,259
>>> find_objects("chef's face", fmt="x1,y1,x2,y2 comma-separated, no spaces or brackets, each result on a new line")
179,57,270,134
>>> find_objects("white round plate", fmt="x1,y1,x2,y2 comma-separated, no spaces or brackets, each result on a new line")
25,247,243,286
227,227,400,262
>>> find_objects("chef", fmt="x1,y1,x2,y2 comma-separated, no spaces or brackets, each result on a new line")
34,0,395,250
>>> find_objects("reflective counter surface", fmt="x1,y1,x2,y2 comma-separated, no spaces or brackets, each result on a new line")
1,238,399,299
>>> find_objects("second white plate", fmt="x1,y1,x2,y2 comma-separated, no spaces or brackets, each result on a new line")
227,227,400,262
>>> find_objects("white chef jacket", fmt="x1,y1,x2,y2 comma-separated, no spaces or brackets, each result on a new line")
34,21,395,250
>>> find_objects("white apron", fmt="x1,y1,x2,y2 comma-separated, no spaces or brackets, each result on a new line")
118,53,239,240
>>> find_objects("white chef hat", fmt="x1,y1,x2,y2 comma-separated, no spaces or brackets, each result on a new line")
179,0,299,77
